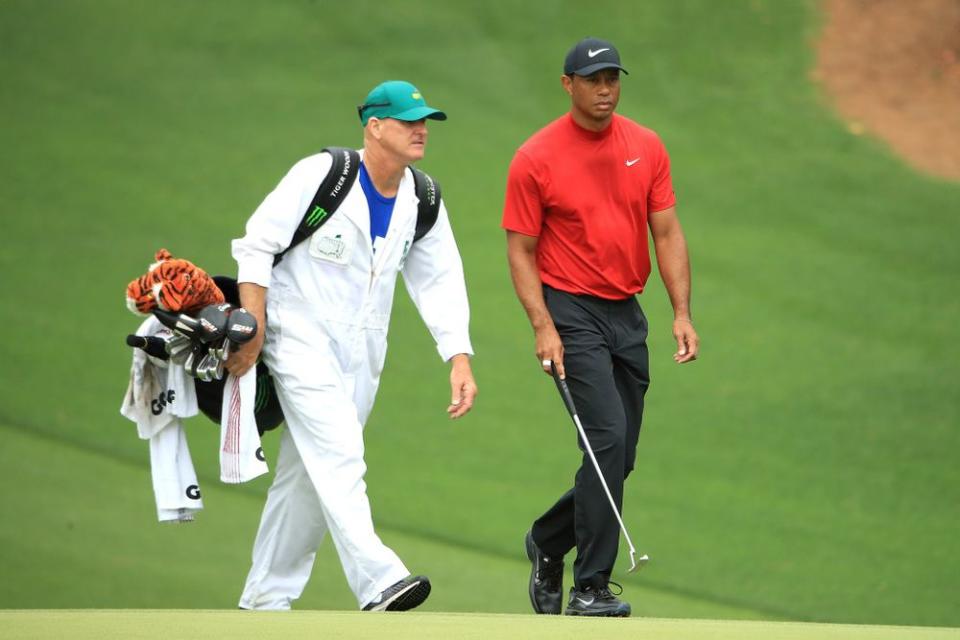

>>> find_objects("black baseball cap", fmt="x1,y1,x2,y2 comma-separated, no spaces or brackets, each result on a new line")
563,37,629,76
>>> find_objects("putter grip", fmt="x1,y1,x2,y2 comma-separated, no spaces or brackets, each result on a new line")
550,364,579,418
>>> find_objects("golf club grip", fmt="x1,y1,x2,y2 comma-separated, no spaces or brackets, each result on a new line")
125,334,147,348
550,363,578,418
125,334,169,360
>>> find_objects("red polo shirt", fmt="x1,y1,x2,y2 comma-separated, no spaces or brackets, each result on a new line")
502,113,676,299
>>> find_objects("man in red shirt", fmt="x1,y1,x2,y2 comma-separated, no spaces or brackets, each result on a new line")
503,37,699,617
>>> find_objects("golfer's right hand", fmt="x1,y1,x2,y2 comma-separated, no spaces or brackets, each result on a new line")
535,325,565,379
225,331,264,378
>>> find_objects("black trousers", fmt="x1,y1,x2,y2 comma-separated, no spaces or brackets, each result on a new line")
532,285,650,590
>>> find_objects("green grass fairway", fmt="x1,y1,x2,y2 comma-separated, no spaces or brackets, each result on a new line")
1,0,958,628
0,423,767,620
1,611,958,640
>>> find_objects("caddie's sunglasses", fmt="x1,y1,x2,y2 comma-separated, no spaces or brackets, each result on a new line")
357,102,391,119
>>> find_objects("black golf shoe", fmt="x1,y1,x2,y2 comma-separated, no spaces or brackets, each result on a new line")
525,530,564,614
564,582,631,617
362,575,431,611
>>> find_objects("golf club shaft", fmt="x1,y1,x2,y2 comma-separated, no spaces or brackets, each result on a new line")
569,411,638,558
550,364,643,567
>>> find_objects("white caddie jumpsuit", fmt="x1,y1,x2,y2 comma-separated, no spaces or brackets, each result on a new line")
231,149,473,610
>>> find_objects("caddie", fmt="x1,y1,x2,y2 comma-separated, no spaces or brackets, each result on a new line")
226,79,477,612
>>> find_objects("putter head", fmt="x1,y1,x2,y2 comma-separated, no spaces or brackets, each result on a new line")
627,550,650,573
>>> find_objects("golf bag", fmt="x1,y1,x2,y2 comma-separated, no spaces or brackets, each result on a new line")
193,276,284,435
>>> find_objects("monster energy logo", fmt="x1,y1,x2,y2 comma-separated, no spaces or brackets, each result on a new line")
306,205,329,227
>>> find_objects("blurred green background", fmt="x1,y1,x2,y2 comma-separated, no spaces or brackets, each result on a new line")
1,0,957,628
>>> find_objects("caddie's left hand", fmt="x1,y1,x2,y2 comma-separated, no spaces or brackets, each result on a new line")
673,318,699,364
447,353,477,419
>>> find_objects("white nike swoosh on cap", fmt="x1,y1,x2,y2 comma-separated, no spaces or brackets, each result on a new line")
587,48,610,58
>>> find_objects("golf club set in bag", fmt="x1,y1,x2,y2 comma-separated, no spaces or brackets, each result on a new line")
125,276,285,434
126,302,256,383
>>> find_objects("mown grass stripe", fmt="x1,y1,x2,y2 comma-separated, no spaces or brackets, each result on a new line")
0,610,955,640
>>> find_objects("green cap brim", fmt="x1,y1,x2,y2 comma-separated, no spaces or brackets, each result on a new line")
391,106,447,122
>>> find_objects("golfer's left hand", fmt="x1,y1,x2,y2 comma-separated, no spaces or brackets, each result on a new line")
448,354,477,419
673,318,699,364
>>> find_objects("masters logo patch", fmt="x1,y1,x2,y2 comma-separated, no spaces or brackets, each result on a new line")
315,235,346,260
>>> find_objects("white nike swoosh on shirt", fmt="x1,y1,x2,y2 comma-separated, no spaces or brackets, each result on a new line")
587,48,610,58
625,158,640,167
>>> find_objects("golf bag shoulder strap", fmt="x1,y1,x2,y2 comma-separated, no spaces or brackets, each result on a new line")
273,146,360,266
411,167,441,242
273,148,441,266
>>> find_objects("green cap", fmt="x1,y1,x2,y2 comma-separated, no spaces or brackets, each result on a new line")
357,80,447,126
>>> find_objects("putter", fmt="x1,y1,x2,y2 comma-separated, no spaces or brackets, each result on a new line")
549,362,649,573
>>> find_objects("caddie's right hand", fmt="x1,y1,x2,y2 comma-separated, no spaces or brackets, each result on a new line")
225,329,264,378
535,324,565,379
226,282,268,378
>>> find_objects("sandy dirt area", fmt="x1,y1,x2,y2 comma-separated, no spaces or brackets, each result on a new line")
814,0,960,181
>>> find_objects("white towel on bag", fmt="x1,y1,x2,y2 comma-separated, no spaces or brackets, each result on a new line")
120,317,199,436
219,370,269,484
121,316,202,521
150,421,203,522
121,320,169,439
